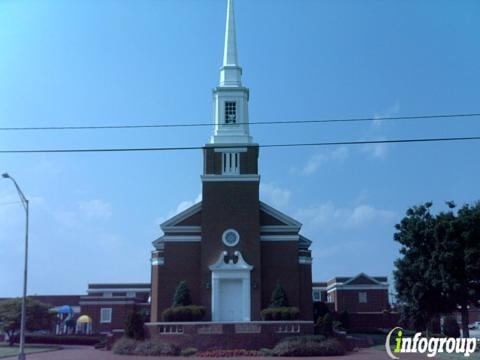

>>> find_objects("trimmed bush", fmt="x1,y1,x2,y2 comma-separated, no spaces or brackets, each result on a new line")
134,339,180,356
270,282,289,308
162,305,206,322
172,281,192,307
316,313,333,337
261,307,300,321
442,315,460,338
181,347,198,356
124,309,145,340
271,336,345,357
24,334,103,345
112,338,138,355
339,310,350,330
112,338,180,356
196,349,261,357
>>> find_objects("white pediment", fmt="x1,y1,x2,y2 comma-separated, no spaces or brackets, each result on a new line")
209,251,253,271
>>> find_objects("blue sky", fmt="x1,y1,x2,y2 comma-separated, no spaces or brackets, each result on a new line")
0,0,479,297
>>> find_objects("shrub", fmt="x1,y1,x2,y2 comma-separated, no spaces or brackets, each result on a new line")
316,313,333,337
112,338,138,355
25,334,102,345
172,281,192,307
442,315,460,338
162,305,206,322
269,282,289,308
313,301,330,321
112,338,180,356
124,309,145,340
134,339,180,356
272,337,345,357
196,349,261,357
339,310,350,330
261,307,300,321
181,347,198,356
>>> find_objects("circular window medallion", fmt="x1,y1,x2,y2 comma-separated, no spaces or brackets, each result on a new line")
222,229,240,247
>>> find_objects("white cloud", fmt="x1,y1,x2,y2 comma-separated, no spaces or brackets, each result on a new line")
359,101,401,160
295,201,396,230
260,183,291,209
300,146,349,175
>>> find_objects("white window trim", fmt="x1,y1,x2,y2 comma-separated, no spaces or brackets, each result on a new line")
222,152,240,175
222,229,240,247
358,292,368,304
100,308,112,323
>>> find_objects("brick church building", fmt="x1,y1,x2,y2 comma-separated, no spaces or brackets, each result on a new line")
150,0,313,324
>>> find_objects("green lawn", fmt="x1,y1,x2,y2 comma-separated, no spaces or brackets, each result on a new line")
0,344,61,359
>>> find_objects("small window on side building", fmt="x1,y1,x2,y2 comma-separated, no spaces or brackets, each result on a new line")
359,292,368,303
100,308,112,323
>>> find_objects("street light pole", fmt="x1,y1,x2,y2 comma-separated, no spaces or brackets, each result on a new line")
2,173,29,360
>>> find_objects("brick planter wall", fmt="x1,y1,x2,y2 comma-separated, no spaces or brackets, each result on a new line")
145,321,314,350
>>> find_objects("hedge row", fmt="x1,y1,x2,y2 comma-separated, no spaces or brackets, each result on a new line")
268,336,346,357
112,338,180,356
162,305,206,322
260,307,300,321
24,334,103,345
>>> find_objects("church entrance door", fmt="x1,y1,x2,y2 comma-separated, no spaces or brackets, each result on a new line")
218,279,243,321
209,251,253,322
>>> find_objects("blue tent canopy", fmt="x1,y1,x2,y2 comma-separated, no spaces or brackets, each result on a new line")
57,305,73,314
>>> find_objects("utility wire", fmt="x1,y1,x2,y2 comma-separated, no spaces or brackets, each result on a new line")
0,136,479,154
0,113,479,131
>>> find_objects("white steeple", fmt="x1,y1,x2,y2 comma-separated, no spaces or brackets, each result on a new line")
211,0,252,144
220,0,242,86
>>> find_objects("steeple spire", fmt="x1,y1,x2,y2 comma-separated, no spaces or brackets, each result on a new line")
223,0,238,67
210,0,252,144
219,0,242,87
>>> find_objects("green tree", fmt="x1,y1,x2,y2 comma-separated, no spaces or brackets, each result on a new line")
434,202,480,337
269,281,289,308
394,203,453,331
172,281,192,307
124,308,145,340
0,298,54,346
394,201,480,337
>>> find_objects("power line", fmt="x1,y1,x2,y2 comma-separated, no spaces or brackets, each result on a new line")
0,136,479,154
0,112,479,131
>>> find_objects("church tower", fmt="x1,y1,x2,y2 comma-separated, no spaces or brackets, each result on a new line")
201,0,261,321
150,0,313,325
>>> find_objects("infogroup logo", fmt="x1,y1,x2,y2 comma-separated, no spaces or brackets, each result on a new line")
385,327,478,359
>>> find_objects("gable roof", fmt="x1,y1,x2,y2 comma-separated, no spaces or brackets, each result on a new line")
343,273,387,286
160,202,202,231
259,202,302,230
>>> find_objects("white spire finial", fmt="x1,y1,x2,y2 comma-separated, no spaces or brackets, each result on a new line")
223,0,238,66
219,0,242,87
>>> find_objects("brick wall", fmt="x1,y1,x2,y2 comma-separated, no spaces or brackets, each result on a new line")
333,289,389,313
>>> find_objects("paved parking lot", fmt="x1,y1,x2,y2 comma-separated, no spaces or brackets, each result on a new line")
2,345,430,360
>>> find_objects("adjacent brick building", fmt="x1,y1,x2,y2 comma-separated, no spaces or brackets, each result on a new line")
313,273,390,314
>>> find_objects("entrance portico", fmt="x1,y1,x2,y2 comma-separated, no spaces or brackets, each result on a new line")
209,251,253,322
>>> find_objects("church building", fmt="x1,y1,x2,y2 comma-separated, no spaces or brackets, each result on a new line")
150,0,313,324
